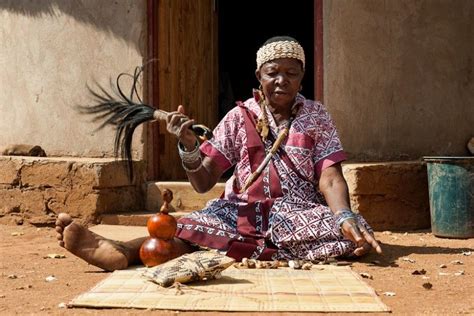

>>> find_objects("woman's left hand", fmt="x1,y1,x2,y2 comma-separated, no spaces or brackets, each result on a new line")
340,219,382,256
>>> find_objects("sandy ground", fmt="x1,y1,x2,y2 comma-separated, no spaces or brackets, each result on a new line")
0,223,473,316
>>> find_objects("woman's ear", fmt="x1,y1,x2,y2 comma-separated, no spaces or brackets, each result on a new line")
255,69,261,82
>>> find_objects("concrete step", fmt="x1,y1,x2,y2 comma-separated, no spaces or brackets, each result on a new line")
146,181,226,212
89,224,147,241
99,210,190,226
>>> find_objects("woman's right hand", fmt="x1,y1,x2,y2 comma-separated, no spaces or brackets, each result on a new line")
166,105,197,150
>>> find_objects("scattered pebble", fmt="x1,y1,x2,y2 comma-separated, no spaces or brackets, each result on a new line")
422,276,430,280
439,272,450,276
454,270,465,276
422,282,433,290
439,264,447,268
412,269,427,275
45,275,57,282
462,251,471,256
7,274,17,279
403,232,408,236
10,232,24,236
402,257,416,263
360,272,373,279
0,294,5,298
57,302,67,309
382,231,392,235
43,254,66,259
451,260,463,265
383,292,396,297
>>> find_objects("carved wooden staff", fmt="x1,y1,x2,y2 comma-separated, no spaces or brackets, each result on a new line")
77,65,213,181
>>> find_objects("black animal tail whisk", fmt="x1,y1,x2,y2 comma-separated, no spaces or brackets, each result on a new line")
77,63,213,181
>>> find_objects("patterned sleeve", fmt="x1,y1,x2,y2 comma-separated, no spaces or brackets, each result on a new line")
200,107,244,172
312,102,347,177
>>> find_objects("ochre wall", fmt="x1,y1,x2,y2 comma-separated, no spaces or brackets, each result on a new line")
324,0,473,161
0,1,146,158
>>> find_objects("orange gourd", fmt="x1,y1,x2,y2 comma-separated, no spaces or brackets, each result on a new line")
139,189,178,267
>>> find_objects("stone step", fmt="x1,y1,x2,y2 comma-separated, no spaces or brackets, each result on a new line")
145,181,226,213
99,210,190,226
89,224,147,241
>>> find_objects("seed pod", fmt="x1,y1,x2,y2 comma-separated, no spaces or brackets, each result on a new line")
278,260,289,267
302,262,313,270
247,259,257,269
289,260,302,269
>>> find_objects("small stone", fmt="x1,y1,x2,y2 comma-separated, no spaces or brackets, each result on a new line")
360,272,373,279
403,232,408,236
422,282,433,290
57,302,67,309
15,218,23,225
462,251,471,256
439,264,447,268
422,276,430,280
382,231,392,235
45,275,57,282
451,260,463,265
439,272,450,276
0,294,5,298
454,270,465,276
43,254,66,259
401,257,416,263
11,232,24,236
383,292,396,297
7,274,17,279
412,269,427,275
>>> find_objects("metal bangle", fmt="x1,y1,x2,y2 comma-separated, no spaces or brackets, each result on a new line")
335,209,357,230
178,140,201,164
181,158,203,173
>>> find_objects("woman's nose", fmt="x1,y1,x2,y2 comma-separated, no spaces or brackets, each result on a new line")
275,74,288,86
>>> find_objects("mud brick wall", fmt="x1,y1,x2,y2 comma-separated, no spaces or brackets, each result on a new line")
0,157,145,226
343,161,431,231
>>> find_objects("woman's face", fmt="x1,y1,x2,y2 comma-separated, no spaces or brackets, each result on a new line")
256,58,304,110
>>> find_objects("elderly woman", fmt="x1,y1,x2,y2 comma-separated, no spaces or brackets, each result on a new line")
56,36,381,271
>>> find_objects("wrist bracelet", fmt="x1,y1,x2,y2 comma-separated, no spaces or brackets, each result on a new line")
178,140,201,164
181,158,203,173
335,209,357,230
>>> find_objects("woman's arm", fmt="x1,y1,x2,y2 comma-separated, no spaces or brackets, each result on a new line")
319,163,382,255
166,105,224,193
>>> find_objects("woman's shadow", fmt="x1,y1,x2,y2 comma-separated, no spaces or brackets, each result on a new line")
355,238,473,267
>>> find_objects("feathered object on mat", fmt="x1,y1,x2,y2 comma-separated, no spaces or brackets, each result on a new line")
77,63,213,181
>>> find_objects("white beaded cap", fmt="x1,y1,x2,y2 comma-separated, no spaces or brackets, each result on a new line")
256,40,305,70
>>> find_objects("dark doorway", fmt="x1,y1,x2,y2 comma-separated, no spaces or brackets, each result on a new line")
217,0,314,119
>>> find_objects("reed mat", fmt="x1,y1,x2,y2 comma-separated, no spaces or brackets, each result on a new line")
70,265,390,312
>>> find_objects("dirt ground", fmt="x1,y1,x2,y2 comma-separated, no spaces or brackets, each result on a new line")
1,223,473,316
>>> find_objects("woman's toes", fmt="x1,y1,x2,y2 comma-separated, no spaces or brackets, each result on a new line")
57,213,73,226
55,226,63,233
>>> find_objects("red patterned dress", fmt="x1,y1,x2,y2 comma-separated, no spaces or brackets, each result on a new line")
176,92,372,261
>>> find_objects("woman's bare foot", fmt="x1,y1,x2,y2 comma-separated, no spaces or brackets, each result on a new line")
55,213,130,271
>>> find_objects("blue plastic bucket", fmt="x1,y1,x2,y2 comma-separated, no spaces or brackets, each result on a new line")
424,157,474,238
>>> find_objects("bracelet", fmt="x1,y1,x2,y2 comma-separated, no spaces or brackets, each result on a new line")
178,140,201,164
181,158,203,173
335,209,357,230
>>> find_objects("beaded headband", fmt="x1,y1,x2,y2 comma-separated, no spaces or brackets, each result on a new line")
256,40,305,70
